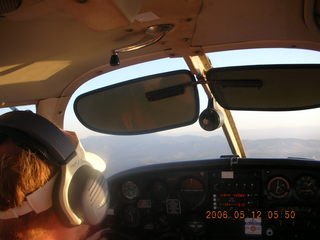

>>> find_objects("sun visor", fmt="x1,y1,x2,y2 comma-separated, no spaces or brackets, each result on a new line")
206,64,320,111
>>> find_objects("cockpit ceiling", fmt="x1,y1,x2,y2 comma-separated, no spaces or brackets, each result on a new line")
194,0,320,51
0,0,320,107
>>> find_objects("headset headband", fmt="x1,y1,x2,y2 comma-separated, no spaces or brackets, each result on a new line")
0,174,58,219
0,111,75,165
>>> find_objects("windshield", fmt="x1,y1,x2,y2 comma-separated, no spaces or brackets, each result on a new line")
65,48,320,177
65,58,231,177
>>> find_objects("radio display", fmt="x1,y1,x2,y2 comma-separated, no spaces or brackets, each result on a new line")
211,170,261,210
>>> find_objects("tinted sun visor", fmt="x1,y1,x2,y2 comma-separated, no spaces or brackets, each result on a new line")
206,64,320,111
74,70,199,135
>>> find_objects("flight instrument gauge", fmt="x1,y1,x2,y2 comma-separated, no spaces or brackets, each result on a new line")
123,205,140,228
151,181,168,200
122,181,139,200
295,176,318,200
267,177,290,199
180,177,205,208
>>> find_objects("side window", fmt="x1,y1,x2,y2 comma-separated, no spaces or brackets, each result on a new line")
65,58,231,177
0,105,36,115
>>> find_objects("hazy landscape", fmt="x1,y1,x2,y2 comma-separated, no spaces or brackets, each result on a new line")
81,135,320,176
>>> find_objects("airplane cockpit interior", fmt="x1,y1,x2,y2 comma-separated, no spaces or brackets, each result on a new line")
1,0,320,239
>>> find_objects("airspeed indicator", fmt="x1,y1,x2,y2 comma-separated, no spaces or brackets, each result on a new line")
122,181,139,200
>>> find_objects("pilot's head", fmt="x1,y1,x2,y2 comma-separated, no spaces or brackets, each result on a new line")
0,111,108,240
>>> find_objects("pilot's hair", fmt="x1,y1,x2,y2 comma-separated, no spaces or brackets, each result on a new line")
0,139,58,239
0,140,57,210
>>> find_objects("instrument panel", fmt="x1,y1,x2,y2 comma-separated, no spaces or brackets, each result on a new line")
103,158,320,240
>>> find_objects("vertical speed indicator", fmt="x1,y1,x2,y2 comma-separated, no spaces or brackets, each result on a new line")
295,176,318,200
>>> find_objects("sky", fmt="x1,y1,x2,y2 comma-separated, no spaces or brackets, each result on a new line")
1,48,320,140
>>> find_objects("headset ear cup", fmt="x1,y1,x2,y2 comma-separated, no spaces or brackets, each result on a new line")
68,166,109,225
52,171,75,227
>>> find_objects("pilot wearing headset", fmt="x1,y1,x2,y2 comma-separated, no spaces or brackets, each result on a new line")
0,111,109,240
